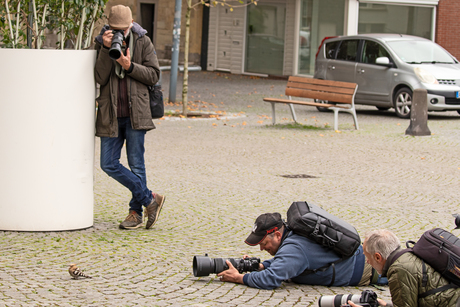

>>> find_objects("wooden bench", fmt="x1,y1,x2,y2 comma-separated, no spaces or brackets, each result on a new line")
263,76,359,130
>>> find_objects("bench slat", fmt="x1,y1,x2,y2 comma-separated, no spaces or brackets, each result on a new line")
288,76,357,89
263,98,350,109
285,88,353,104
286,81,356,95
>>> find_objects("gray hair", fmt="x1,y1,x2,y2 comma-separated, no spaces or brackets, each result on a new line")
364,229,401,260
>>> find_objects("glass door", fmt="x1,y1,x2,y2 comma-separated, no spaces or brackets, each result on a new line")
245,3,286,75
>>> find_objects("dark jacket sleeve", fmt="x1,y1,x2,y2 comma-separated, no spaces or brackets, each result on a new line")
127,36,160,86
94,40,113,86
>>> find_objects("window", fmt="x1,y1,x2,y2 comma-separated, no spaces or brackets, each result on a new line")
361,40,390,64
358,3,433,39
297,0,345,75
325,41,339,59
336,40,359,62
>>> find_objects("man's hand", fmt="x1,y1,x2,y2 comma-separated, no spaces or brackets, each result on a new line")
102,30,113,48
217,260,244,284
116,47,131,71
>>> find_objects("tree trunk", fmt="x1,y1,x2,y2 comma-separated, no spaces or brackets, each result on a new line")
182,0,192,116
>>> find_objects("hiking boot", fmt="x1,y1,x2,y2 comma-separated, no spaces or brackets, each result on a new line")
119,211,143,229
145,193,165,229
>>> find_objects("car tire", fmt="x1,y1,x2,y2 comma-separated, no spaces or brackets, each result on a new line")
457,110,460,115
376,106,390,111
315,99,334,112
394,88,412,119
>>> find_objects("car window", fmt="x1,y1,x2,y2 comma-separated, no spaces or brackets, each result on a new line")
386,40,457,64
325,41,339,59
336,40,359,62
362,40,391,64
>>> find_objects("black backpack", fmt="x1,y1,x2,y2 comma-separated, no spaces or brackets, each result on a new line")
286,201,361,257
389,228,460,298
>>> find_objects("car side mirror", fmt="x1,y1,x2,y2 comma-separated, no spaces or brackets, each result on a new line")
376,56,392,67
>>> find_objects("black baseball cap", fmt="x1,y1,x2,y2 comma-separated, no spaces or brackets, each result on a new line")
245,212,284,246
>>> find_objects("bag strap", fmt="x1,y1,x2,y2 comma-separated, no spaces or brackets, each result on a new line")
419,283,459,299
299,257,344,286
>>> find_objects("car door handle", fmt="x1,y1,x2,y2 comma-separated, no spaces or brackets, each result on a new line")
357,69,365,73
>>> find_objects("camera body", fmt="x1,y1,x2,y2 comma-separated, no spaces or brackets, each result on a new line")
193,254,260,277
109,30,125,60
318,290,378,307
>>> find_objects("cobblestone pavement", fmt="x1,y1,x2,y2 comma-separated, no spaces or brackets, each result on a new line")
1,71,460,306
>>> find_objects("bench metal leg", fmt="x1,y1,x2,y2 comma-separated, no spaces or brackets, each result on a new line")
271,102,276,125
331,107,359,131
288,103,297,123
351,109,359,130
333,109,339,131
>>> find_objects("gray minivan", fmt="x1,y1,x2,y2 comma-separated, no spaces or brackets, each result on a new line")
314,34,460,118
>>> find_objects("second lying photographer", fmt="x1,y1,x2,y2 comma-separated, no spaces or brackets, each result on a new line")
217,211,386,290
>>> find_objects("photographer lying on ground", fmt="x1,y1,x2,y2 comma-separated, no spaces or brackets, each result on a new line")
217,212,384,289
346,229,460,307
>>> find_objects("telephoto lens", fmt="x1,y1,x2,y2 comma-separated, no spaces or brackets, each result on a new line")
318,294,362,307
318,290,378,307
193,255,260,277
109,30,124,60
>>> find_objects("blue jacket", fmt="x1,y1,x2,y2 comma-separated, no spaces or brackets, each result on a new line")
242,230,365,289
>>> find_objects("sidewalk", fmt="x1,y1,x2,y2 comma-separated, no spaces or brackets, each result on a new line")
1,70,460,306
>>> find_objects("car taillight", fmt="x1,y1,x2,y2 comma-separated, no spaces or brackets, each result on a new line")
315,36,338,58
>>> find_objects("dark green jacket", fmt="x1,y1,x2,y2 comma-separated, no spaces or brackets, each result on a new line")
94,23,160,137
383,249,460,307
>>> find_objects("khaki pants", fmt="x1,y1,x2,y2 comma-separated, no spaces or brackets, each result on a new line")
358,262,375,286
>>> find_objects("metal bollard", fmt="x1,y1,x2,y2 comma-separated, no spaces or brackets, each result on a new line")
405,88,431,136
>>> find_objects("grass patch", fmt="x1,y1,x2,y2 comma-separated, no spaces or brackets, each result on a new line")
267,122,329,130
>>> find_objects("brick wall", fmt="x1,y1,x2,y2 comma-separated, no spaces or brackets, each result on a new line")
436,0,460,60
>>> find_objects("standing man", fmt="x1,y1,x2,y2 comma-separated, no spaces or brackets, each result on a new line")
94,5,165,229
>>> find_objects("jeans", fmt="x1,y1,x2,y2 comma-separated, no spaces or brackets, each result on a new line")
100,117,152,216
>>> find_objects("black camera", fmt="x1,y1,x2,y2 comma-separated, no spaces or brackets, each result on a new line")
318,290,378,307
193,254,260,277
109,30,125,60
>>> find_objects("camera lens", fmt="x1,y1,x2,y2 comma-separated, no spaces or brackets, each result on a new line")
193,256,213,277
318,294,361,307
109,30,124,60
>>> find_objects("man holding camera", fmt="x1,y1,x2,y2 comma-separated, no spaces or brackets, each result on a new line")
217,212,379,289
94,5,165,229
347,229,460,307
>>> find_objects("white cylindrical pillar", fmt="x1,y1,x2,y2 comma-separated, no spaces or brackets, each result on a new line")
0,49,95,231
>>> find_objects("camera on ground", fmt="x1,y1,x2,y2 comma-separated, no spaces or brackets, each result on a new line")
193,254,260,277
318,290,378,307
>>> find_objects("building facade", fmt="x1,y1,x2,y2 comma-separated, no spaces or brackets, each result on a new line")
206,0,445,77
104,0,457,77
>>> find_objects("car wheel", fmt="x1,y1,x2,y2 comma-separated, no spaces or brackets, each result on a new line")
457,110,460,115
394,88,412,119
315,99,334,112
376,106,390,111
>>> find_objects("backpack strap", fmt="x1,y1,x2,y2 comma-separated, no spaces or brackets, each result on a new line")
421,260,428,287
298,257,344,286
419,283,459,299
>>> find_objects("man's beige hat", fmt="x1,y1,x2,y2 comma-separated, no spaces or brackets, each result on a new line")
108,5,132,29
